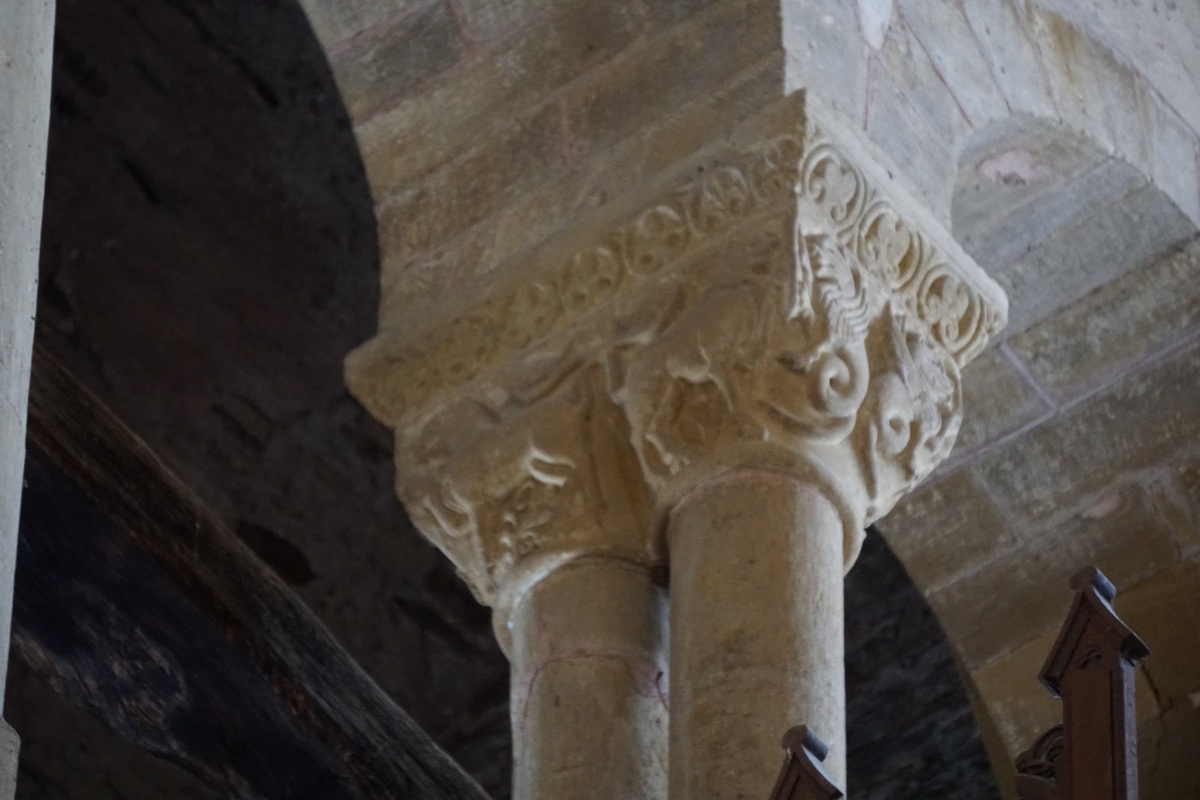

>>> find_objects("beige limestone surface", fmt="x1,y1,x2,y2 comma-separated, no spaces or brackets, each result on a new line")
0,0,54,715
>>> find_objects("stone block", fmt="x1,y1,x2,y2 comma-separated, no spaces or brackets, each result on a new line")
575,56,782,213
356,1,643,196
782,0,868,123
876,467,1016,592
1036,0,1200,140
977,339,1200,524
1026,6,1108,138
961,0,1056,120
453,0,552,42
0,720,15,800
877,12,970,146
379,163,583,335
959,155,1146,275
1096,36,1152,175
969,631,1062,760
376,100,563,269
331,1,465,122
953,345,1049,455
865,67,956,221
565,0,779,161
296,0,417,48
1152,457,1200,557
932,480,1179,667
1140,704,1200,800
1147,96,1200,226
380,57,783,335
638,0,725,26
1011,237,1200,399
895,0,1007,126
952,118,1112,246
1118,564,1200,704
993,181,1195,336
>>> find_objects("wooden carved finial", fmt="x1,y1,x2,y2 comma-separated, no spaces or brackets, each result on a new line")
1016,567,1150,800
769,726,844,800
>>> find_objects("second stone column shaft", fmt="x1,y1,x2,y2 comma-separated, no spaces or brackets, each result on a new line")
668,473,847,800
510,558,669,800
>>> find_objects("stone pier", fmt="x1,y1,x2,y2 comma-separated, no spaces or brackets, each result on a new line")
0,0,56,795
347,95,1007,799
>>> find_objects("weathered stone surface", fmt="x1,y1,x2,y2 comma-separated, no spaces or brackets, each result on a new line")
961,0,1056,120
953,345,1048,455
896,0,1007,126
1012,236,1200,398
1119,565,1200,705
1026,6,1112,140
952,116,1113,239
354,1,642,197
782,0,868,122
379,54,784,337
353,88,1005,800
453,0,551,42
991,182,1195,337
564,0,778,160
969,632,1061,761
865,66,957,220
878,467,1015,592
1151,458,1200,559
0,720,16,800
1140,704,1200,800
977,339,1200,524
375,100,562,270
958,156,1147,275
332,1,465,121
1103,49,1154,174
0,0,53,713
931,479,1180,668
297,0,418,48
1147,96,1200,226
1035,0,1200,139
877,12,971,147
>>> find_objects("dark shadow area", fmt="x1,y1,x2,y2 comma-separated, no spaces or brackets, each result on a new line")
16,0,510,795
846,527,1000,799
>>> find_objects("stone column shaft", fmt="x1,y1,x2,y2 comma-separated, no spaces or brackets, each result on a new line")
346,95,1007,800
0,2,56,796
669,475,846,799
510,559,667,800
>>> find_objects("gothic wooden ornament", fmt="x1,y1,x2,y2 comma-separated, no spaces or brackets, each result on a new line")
769,726,844,800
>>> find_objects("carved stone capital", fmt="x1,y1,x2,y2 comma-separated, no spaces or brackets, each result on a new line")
347,94,1006,614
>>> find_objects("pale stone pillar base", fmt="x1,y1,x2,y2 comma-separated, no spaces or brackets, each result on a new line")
668,475,846,800
510,559,667,800
0,720,19,800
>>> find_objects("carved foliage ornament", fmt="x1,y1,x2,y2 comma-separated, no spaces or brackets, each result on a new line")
347,117,1003,427
363,111,1000,600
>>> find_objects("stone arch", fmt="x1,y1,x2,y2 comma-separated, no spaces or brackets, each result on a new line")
786,0,1200,228
877,113,1200,800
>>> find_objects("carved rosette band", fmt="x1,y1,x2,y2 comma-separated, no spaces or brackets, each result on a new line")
346,99,1007,629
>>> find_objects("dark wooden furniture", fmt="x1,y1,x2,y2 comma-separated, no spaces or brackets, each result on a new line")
1015,567,1150,800
768,726,844,800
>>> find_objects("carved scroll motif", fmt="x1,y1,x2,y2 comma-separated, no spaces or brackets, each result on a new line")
365,109,999,604
347,116,1003,428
